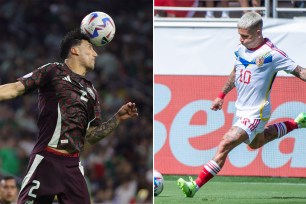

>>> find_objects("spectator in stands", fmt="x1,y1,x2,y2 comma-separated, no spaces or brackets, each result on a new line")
292,0,306,8
0,176,18,204
205,0,230,18
239,0,262,13
155,0,200,17
0,137,21,176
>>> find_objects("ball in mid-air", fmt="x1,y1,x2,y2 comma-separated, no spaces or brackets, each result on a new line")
80,11,115,46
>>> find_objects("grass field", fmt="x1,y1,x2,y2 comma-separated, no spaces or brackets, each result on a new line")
154,175,306,204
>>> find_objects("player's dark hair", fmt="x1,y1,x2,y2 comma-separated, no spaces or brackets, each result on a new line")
60,28,91,60
1,176,15,181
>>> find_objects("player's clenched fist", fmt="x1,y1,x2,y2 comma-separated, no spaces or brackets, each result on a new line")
116,102,139,121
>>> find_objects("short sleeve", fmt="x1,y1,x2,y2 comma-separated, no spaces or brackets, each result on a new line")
17,63,57,93
272,49,297,73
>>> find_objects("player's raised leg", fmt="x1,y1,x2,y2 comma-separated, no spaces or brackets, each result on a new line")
177,126,248,197
249,112,306,149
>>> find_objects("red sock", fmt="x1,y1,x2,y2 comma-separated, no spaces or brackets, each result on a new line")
273,120,298,138
195,160,221,188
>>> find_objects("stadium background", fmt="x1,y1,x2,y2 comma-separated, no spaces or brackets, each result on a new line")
0,0,152,203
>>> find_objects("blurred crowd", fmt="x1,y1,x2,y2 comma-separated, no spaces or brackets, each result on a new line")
0,0,153,203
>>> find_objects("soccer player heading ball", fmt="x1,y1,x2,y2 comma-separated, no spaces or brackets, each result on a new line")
0,29,138,203
178,12,306,197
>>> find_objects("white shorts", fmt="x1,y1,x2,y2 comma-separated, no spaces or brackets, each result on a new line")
233,117,268,144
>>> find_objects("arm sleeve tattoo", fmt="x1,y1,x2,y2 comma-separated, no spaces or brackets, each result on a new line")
85,115,120,145
291,66,306,82
222,68,236,94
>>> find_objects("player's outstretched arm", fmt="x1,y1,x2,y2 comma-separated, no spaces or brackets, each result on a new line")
291,65,306,82
86,102,138,145
211,68,236,111
0,81,25,101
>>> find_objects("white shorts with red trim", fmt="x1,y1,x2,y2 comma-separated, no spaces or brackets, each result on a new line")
233,117,268,144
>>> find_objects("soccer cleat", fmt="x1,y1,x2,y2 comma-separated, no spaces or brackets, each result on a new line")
177,176,197,198
294,112,306,128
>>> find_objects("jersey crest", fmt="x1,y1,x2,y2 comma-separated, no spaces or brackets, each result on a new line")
255,52,272,67
256,56,265,66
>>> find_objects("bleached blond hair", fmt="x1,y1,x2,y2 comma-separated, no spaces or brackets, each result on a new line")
237,12,263,31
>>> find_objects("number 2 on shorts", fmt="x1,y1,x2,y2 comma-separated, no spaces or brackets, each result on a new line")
28,180,40,198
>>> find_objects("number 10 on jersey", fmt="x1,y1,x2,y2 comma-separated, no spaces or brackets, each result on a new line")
239,69,251,84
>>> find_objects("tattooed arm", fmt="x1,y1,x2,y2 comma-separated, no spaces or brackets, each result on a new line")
211,68,236,111
86,102,138,145
85,115,120,145
221,68,236,94
291,65,306,82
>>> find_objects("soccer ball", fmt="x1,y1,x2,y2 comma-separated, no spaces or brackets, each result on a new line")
154,169,164,196
80,11,116,46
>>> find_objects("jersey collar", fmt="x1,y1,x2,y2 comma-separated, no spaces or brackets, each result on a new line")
248,38,268,51
63,63,88,80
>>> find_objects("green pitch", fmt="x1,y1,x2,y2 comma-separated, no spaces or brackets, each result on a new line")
155,176,306,204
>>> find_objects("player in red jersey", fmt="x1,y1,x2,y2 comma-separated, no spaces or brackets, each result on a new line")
0,29,138,204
